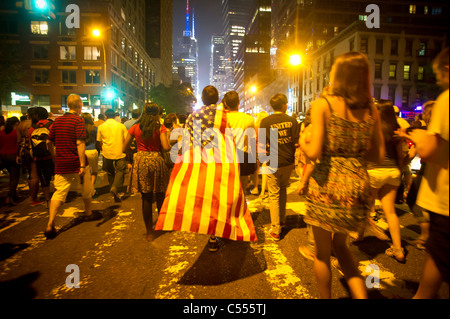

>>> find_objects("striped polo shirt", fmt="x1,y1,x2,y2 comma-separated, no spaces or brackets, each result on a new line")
48,112,86,174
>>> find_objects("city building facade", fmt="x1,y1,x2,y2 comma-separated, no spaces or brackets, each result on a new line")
302,21,447,117
173,0,199,95
0,0,173,118
209,35,227,98
221,0,255,94
234,0,271,114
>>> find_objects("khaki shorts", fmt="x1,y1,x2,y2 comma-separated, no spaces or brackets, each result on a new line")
85,149,99,175
368,167,401,189
51,170,93,202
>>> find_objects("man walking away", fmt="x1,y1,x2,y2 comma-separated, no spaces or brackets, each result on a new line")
44,94,96,239
223,91,257,193
260,93,300,240
97,109,128,202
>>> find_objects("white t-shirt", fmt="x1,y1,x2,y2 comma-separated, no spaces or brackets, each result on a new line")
416,90,449,216
226,111,255,153
97,119,128,160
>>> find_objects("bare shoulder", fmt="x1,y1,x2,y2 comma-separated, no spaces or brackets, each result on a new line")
311,97,331,113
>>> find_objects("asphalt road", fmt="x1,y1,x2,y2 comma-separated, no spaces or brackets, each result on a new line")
0,169,448,303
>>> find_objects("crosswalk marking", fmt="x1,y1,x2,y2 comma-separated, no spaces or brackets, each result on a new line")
154,233,198,299
49,208,136,298
257,236,313,299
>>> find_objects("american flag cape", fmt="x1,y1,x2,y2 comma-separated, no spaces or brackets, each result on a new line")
155,103,257,242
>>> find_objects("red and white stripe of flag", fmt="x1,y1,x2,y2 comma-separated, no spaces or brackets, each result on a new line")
155,104,257,242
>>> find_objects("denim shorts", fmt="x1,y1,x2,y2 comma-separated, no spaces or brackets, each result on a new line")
368,167,401,189
426,212,449,283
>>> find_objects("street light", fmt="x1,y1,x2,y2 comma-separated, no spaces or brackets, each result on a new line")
290,53,317,113
92,28,107,83
289,54,302,67
92,28,109,112
92,29,101,37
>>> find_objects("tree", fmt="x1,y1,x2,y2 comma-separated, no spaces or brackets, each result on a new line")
0,42,26,112
149,82,196,115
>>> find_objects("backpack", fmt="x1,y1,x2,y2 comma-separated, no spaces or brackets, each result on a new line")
30,120,53,159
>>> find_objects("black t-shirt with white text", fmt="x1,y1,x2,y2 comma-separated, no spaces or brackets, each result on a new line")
260,113,300,168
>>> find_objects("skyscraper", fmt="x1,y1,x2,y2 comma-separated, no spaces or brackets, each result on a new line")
145,0,173,87
173,0,199,95
210,35,227,98
234,0,272,113
221,0,256,92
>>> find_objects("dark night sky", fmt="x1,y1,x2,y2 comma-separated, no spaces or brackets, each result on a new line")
173,0,223,93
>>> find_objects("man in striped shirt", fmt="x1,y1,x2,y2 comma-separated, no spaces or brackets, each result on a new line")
44,94,96,239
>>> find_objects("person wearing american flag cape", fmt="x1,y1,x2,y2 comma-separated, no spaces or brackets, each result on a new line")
155,86,257,250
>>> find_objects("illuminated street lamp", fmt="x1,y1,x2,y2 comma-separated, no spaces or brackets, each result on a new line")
250,85,257,94
92,28,107,84
92,28,110,111
92,29,101,37
289,54,302,67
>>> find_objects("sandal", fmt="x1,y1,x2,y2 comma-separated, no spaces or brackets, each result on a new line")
413,238,427,250
331,258,344,276
385,245,406,264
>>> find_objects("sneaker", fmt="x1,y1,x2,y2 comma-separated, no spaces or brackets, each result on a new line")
30,200,44,207
209,236,218,252
111,192,121,203
268,230,280,241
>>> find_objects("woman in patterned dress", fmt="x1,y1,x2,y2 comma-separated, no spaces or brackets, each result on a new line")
123,103,171,242
300,52,385,299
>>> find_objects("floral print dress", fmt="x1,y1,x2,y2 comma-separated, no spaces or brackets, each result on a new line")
304,99,374,235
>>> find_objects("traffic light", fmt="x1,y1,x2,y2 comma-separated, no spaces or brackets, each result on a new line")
29,0,56,20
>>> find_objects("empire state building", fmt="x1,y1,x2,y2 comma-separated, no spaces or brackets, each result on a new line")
173,0,199,95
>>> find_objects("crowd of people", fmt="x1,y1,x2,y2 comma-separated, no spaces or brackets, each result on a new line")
0,48,448,299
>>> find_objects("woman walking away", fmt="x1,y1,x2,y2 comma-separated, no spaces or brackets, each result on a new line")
81,113,99,197
366,100,406,263
300,51,385,299
123,103,171,242
0,117,21,205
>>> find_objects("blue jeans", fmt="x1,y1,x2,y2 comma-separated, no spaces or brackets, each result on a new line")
266,164,294,235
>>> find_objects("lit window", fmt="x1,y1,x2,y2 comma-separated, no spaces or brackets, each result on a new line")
31,21,48,35
409,5,416,14
389,64,397,79
417,66,424,80
403,64,411,80
418,42,426,56
60,46,76,60
84,46,101,60
432,7,442,15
